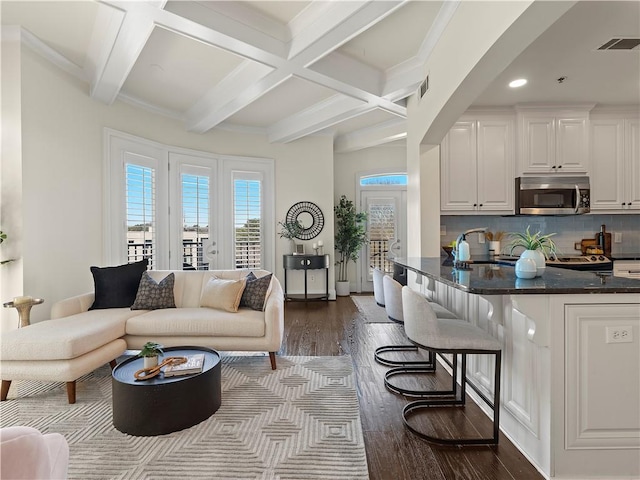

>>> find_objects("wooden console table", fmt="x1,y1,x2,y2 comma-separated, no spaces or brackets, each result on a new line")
283,254,330,301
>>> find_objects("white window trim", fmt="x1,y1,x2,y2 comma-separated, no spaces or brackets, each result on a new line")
104,129,275,271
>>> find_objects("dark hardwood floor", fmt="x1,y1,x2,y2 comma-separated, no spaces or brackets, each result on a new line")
280,296,544,480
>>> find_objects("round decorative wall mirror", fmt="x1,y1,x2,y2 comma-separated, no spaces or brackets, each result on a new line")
286,201,324,240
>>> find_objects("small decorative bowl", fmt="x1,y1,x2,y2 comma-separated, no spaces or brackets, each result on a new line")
442,246,454,258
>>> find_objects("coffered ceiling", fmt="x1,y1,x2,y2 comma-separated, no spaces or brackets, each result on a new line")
2,1,639,152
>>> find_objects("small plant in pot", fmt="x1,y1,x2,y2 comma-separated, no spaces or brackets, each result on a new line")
334,195,367,296
507,226,557,277
138,341,164,369
278,220,303,254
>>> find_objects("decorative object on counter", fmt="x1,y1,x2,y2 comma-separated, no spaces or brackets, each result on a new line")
334,195,367,296
442,246,454,258
278,220,303,254
3,297,44,328
285,201,324,240
515,257,538,279
507,226,557,276
595,224,612,257
294,244,305,255
137,341,164,369
486,231,505,256
454,228,487,269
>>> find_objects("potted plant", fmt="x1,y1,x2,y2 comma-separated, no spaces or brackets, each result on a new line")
138,341,164,368
334,195,367,296
507,226,557,276
278,220,303,254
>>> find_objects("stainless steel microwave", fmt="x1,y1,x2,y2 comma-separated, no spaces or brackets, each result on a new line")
515,176,590,215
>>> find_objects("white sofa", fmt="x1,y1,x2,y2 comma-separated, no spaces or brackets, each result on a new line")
0,269,284,404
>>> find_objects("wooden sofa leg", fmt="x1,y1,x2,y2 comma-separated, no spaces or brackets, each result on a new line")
66,381,77,404
109,359,117,370
1,380,11,401
269,352,277,370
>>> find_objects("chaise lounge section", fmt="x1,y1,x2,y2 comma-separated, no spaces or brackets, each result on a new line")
1,269,284,403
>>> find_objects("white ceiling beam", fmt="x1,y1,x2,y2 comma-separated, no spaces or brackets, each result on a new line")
309,51,384,96
267,95,371,144
185,62,278,133
89,3,158,105
334,119,407,153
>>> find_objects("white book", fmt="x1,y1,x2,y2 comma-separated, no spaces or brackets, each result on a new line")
163,354,205,377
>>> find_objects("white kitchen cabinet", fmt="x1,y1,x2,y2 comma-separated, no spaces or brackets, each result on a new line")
517,107,592,175
441,116,514,214
590,115,640,211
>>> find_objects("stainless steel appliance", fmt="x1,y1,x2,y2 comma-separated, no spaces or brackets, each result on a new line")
546,254,612,272
515,176,590,215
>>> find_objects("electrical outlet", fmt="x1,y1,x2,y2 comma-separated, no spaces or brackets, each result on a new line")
478,233,485,244
310,274,315,282
614,232,622,243
606,326,633,344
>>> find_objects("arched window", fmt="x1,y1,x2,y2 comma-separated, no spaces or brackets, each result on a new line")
360,173,408,187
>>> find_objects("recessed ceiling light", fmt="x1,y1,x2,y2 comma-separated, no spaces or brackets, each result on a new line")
509,78,527,88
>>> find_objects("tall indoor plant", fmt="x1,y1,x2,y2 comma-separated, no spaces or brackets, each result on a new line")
334,195,367,296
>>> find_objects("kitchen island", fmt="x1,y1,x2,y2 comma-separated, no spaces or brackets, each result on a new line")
393,257,640,480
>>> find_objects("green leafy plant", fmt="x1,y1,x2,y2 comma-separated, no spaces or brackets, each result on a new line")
507,226,557,259
138,341,164,358
334,195,367,282
0,230,14,265
278,220,303,240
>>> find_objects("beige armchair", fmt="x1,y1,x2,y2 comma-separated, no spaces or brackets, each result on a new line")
0,426,69,479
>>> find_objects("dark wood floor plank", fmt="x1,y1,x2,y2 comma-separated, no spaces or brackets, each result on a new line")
281,296,543,480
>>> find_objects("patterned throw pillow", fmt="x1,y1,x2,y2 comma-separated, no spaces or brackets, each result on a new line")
89,259,148,310
240,272,273,311
131,272,176,310
200,276,247,313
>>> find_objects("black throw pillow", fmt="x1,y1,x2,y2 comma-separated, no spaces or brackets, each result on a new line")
240,272,273,311
89,259,149,310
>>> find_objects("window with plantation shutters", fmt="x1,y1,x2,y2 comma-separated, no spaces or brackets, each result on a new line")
181,173,210,270
126,164,156,268
233,175,262,269
107,130,274,272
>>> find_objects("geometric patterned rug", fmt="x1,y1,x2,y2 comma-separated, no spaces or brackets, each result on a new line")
0,355,369,480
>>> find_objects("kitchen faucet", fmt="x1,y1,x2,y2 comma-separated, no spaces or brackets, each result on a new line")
454,227,488,268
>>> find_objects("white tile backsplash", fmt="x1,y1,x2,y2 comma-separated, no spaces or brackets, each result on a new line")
441,214,640,256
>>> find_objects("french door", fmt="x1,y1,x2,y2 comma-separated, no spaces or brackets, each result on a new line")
360,190,407,292
107,130,274,272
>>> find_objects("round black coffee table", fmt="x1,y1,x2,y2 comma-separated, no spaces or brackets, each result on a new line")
112,346,221,436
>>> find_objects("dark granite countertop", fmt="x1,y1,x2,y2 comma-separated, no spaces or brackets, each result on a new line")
393,257,640,295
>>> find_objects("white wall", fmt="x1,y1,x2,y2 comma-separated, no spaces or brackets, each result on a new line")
333,144,407,291
2,45,335,327
405,1,574,264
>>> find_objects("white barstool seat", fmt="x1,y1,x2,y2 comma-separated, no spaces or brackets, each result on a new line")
399,286,502,446
372,268,386,307
375,276,459,374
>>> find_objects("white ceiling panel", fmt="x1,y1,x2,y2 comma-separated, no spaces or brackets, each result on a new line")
338,1,441,71
242,1,311,25
473,1,640,107
1,0,97,67
122,26,245,114
224,76,337,127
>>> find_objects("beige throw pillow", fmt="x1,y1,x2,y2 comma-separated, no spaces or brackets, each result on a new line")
200,276,247,312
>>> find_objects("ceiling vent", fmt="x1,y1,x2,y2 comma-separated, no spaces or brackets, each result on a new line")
419,75,429,99
597,38,640,50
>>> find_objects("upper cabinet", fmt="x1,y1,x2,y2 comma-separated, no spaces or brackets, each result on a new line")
590,114,640,212
516,105,594,175
441,115,514,214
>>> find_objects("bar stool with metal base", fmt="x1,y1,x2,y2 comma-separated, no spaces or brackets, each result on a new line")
400,286,502,445
374,275,458,370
